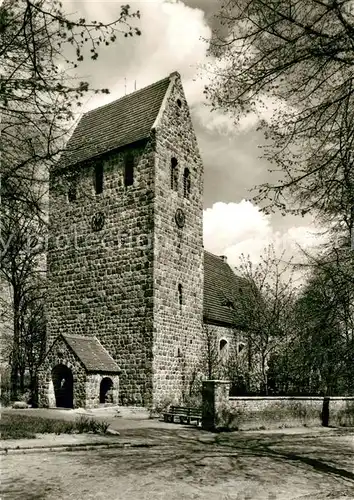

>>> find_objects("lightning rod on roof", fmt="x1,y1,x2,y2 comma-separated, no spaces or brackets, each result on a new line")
124,77,127,96
134,80,136,91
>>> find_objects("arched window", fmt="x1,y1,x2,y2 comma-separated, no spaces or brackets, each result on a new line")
124,154,134,187
178,283,183,306
171,157,178,191
94,164,103,194
176,99,182,108
220,339,229,362
219,339,228,353
99,377,114,404
183,168,191,198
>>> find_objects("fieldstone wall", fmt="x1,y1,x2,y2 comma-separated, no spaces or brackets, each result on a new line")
152,74,204,405
325,397,354,427
202,380,354,431
204,324,272,395
38,336,86,408
46,140,156,406
85,373,119,408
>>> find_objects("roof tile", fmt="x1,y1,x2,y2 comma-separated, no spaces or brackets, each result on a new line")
203,251,248,327
63,334,120,373
61,75,171,167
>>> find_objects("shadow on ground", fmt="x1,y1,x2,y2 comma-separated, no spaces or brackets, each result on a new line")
2,425,353,499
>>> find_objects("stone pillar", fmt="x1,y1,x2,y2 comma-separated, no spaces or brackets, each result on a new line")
202,380,230,431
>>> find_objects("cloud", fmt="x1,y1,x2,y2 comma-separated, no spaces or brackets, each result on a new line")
65,0,261,137
64,0,212,111
203,201,325,270
60,0,320,262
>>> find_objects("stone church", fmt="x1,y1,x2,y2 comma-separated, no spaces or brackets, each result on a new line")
38,72,245,409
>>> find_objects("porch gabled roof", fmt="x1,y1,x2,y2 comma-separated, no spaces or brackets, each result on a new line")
62,334,120,373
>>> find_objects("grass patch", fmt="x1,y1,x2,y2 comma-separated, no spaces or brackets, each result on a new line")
0,414,110,440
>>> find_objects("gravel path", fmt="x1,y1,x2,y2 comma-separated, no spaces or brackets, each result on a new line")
1,427,353,499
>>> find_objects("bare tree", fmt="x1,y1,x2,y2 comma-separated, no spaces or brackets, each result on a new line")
290,251,354,395
232,245,298,394
1,0,141,400
19,275,46,404
205,0,354,236
1,0,141,212
1,192,46,399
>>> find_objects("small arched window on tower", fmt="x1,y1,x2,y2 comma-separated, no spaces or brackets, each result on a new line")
171,157,178,191
178,283,183,307
183,168,191,198
124,153,134,187
94,164,104,195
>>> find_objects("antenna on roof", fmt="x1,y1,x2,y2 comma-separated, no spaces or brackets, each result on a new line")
124,77,127,96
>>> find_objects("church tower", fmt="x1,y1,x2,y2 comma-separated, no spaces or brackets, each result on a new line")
151,73,204,404
39,72,204,408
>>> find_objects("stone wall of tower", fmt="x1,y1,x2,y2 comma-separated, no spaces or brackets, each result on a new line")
152,75,204,405
46,140,156,406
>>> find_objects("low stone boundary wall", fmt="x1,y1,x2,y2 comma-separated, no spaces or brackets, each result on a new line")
202,380,354,431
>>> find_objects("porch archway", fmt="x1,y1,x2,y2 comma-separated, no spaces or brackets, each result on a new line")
52,364,74,408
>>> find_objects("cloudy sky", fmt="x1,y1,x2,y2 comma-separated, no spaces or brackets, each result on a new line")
64,0,323,269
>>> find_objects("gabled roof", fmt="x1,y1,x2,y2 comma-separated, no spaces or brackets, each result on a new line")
203,251,248,327
61,74,173,168
62,334,120,373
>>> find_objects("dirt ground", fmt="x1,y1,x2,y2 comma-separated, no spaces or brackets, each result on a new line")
1,426,353,500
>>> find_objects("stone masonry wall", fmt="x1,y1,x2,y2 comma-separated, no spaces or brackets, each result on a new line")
152,74,204,405
203,323,247,380
86,373,119,408
205,324,268,394
46,140,156,406
38,336,86,408
202,380,354,431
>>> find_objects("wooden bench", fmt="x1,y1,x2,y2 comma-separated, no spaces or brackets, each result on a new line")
163,406,202,425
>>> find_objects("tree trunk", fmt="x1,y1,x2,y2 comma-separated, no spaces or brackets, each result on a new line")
10,287,21,400
261,354,268,395
29,372,38,407
19,366,25,393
